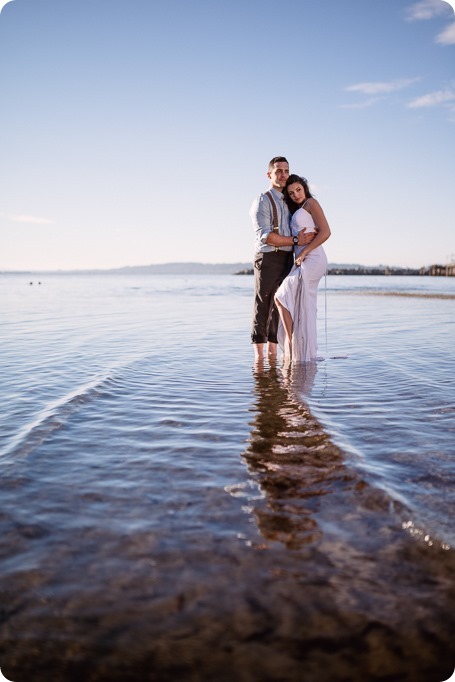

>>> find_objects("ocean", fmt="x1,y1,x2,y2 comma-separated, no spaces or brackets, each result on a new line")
0,272,454,682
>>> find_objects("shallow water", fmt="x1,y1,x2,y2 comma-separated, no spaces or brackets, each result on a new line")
0,273,454,681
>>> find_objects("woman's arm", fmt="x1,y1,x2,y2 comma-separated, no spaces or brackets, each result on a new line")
295,198,331,265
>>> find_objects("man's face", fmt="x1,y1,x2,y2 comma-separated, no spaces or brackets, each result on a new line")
267,162,289,190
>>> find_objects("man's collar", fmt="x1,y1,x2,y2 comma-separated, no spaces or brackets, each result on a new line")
269,186,284,199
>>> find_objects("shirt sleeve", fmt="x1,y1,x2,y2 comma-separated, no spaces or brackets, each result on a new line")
249,194,272,244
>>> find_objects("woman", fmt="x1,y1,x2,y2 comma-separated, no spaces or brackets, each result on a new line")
274,174,331,362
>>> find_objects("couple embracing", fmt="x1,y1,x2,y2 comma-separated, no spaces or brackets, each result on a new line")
250,156,331,363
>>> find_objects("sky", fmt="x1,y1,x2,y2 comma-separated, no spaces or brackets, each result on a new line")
0,0,454,271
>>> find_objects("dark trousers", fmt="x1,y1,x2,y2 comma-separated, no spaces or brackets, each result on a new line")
251,250,294,344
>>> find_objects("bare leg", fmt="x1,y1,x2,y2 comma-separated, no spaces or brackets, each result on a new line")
253,342,265,362
267,341,278,357
275,298,293,358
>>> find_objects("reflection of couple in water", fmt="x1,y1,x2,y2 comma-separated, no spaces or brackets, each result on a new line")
243,359,333,549
250,156,331,364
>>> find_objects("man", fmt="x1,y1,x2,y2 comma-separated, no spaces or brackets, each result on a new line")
249,156,312,361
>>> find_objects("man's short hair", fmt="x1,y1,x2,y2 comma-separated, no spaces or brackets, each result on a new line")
268,156,289,171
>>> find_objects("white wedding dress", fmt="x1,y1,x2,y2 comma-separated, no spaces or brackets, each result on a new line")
275,204,327,362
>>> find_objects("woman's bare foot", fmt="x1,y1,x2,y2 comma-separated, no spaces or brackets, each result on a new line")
284,337,292,364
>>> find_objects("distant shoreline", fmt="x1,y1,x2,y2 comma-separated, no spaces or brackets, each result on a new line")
236,264,454,277
1,262,454,277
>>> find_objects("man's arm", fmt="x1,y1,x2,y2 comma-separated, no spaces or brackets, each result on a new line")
250,194,316,248
267,230,315,247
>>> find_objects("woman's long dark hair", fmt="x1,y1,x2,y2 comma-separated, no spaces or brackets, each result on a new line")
283,174,313,214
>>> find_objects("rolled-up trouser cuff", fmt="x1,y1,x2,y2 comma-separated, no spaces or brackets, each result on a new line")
251,334,278,344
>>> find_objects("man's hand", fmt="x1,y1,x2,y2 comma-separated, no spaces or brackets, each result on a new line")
298,230,316,246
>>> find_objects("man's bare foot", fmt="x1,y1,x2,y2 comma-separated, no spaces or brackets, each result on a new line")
267,341,278,356
253,343,265,362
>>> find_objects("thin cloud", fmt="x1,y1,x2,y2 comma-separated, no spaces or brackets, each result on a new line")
406,0,455,46
405,0,452,21
345,78,419,95
407,87,455,107
436,21,455,43
1,213,55,225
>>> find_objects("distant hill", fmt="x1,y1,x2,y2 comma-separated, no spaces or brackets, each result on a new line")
107,262,252,275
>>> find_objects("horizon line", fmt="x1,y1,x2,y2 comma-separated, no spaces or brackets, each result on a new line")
0,260,447,275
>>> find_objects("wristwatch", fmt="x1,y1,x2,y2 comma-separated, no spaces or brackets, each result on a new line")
292,235,299,246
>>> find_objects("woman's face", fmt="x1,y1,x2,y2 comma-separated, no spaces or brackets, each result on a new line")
287,182,306,205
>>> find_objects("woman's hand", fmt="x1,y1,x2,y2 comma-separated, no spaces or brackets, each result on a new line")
295,249,308,267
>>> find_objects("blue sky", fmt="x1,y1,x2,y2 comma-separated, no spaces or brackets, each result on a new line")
0,0,454,270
